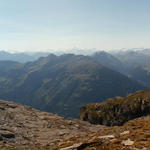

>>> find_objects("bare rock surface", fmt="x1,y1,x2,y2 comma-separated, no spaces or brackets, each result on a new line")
0,100,103,149
122,138,134,146
0,99,150,150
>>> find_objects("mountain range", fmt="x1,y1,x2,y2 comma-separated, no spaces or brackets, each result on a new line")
0,53,146,118
0,49,150,149
0,51,50,63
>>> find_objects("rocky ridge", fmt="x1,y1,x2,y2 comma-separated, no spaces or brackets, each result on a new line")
0,99,150,150
0,99,102,149
79,89,150,126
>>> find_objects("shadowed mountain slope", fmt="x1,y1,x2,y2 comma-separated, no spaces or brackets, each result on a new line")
128,61,150,87
0,54,146,118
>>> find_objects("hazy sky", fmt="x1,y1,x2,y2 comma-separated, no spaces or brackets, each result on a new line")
0,0,150,52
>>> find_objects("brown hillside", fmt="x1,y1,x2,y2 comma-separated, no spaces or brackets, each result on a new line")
0,99,150,150
80,89,150,126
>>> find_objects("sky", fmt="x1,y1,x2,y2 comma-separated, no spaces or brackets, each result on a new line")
0,0,150,52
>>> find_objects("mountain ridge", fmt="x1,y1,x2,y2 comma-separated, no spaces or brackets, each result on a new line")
0,54,146,118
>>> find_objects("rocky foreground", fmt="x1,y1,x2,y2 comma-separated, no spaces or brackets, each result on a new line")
0,99,150,150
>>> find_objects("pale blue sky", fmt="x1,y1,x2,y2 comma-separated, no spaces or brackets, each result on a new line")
0,0,150,52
